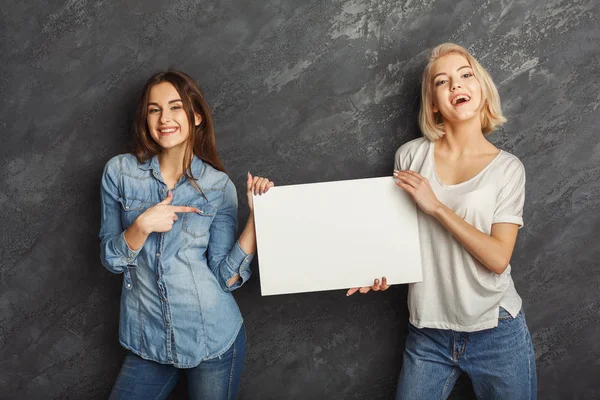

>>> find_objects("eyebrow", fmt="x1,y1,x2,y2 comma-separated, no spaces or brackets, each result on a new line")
432,65,472,80
147,99,183,106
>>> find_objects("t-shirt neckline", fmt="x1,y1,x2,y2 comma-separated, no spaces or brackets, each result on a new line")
429,139,503,189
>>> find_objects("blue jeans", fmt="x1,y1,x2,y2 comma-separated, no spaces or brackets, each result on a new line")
396,308,537,400
109,324,246,400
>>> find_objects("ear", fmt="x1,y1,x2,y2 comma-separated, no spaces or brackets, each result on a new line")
432,104,439,113
194,113,203,126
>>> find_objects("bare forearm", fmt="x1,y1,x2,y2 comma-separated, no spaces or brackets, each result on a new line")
238,212,257,255
433,205,512,274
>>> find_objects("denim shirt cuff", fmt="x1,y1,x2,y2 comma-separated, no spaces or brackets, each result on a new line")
119,231,141,266
225,241,253,288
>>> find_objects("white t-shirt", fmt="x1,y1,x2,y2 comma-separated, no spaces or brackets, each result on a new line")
395,137,525,332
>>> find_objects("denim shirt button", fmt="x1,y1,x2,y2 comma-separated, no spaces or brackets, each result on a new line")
125,206,129,210
156,252,161,257
126,283,132,289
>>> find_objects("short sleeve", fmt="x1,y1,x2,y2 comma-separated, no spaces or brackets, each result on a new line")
394,142,414,171
492,158,526,228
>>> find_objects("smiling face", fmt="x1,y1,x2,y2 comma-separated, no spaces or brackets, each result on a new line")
146,81,201,151
430,53,484,125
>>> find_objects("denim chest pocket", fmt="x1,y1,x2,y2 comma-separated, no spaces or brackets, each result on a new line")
182,204,217,238
119,198,150,228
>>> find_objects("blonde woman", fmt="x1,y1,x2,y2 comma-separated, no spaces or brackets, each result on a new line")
348,43,537,399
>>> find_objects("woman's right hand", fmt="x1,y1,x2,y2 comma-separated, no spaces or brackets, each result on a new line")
135,191,200,235
346,277,390,296
247,172,274,212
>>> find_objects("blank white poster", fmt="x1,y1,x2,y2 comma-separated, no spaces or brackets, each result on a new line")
252,177,423,296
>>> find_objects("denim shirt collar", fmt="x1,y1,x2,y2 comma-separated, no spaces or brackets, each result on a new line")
138,155,159,172
190,155,206,176
137,154,206,176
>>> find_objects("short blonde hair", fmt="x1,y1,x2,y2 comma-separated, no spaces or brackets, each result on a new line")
418,43,507,141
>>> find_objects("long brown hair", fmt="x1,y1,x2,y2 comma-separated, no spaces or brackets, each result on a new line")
132,69,225,193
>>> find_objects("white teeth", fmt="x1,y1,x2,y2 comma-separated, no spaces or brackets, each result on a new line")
452,95,471,105
160,128,176,133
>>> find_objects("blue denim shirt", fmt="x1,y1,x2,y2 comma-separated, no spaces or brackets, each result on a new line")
99,153,253,368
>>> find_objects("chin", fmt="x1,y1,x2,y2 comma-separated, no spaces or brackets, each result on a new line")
452,110,480,121
162,140,188,151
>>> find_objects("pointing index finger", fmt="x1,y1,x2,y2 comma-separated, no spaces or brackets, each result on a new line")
169,206,202,213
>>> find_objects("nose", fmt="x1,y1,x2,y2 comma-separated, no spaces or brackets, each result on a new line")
159,109,171,124
451,81,462,91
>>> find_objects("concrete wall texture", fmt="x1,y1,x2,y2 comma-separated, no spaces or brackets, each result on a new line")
1,0,599,399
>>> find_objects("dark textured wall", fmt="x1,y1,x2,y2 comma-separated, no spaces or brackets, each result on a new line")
1,0,599,399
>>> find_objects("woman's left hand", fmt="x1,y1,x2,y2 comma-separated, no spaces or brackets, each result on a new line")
393,170,442,215
247,173,275,212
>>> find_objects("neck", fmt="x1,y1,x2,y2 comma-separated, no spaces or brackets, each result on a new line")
437,117,488,156
158,145,187,177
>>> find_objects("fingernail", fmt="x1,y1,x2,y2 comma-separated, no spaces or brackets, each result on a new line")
375,279,379,284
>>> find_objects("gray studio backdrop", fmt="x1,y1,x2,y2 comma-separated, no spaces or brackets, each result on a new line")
1,0,599,399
